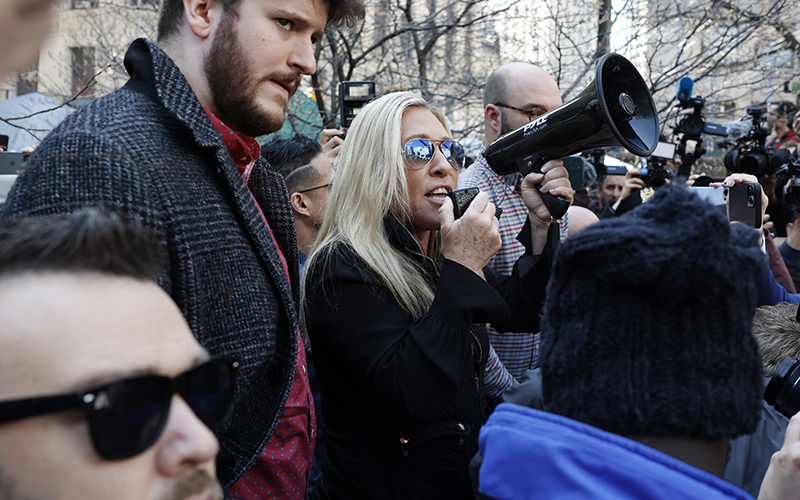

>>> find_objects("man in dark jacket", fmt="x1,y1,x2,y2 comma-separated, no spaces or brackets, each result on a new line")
0,0,363,495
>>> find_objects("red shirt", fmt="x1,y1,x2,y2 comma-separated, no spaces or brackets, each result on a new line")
768,130,800,150
205,110,316,500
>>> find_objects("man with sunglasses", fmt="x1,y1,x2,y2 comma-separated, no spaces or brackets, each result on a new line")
0,209,237,500
1,0,365,496
459,63,566,401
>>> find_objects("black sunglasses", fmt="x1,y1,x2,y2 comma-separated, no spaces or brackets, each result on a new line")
403,139,466,171
0,358,238,460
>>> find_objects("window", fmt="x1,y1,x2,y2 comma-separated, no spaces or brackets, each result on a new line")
71,47,95,96
127,0,159,7
16,57,39,96
69,0,98,8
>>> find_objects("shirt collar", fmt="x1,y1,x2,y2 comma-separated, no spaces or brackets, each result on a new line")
204,108,261,181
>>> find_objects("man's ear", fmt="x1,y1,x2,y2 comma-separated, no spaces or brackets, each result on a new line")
183,0,218,39
485,104,502,140
290,192,312,217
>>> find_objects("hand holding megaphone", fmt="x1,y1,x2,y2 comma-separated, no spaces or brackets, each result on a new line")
484,53,659,219
520,160,574,227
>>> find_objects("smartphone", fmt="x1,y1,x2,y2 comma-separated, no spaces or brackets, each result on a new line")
728,182,762,228
0,152,27,175
689,186,726,207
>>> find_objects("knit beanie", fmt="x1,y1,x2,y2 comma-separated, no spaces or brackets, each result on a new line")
540,184,764,440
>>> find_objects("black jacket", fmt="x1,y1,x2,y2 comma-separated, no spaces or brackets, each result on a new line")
305,218,553,499
0,39,299,490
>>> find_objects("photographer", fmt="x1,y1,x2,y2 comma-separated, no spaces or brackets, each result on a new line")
598,167,646,219
715,174,800,306
778,210,800,290
590,166,624,215
302,91,571,499
767,102,799,151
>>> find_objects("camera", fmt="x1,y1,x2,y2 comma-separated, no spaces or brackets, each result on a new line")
671,77,728,176
639,141,675,187
764,357,800,419
723,107,774,176
769,148,800,207
338,81,375,131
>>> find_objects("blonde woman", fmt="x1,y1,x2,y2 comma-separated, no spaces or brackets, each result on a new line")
302,92,572,499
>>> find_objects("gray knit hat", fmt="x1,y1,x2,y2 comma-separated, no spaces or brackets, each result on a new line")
540,184,764,440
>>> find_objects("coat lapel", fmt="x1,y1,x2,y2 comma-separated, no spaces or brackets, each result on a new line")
134,38,299,327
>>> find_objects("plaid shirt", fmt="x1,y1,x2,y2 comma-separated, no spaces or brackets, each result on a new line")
459,154,567,391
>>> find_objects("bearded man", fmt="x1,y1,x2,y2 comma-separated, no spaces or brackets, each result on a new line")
0,0,364,497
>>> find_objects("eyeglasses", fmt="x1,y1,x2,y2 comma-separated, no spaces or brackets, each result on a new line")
403,139,466,171
0,358,238,460
493,103,548,122
296,182,332,194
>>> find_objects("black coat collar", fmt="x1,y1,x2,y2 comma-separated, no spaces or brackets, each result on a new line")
384,216,441,276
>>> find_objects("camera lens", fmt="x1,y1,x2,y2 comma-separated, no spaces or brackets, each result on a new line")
764,357,800,419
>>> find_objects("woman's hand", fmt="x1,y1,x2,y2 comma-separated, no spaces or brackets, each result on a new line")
439,192,501,275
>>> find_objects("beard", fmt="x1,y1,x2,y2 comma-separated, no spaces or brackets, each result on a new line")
204,13,302,137
0,463,221,500
499,110,513,137
159,469,222,500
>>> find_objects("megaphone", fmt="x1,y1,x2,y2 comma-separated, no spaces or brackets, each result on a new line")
484,53,659,218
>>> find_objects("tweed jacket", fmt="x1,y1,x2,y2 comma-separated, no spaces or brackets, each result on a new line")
0,38,300,490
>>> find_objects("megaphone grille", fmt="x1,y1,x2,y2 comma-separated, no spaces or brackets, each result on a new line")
596,53,659,156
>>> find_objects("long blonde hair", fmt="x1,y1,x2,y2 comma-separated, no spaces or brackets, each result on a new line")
303,92,450,319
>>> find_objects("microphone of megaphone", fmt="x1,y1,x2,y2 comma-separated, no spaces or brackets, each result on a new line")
484,53,659,218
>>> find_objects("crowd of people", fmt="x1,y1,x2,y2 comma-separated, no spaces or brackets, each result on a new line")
2,0,800,499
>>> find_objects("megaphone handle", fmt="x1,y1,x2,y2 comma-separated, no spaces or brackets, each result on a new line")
515,155,570,219
539,191,570,219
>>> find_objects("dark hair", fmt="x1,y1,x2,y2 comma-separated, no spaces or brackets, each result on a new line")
157,0,365,42
775,101,798,118
0,208,165,281
263,134,324,193
753,302,800,376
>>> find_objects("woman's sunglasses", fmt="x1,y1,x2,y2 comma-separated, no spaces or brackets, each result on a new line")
403,139,466,171
0,357,238,460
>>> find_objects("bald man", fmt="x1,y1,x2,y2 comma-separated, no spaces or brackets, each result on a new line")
460,63,596,401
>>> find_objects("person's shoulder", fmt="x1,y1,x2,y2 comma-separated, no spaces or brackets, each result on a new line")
459,159,493,187
42,87,166,144
307,241,378,285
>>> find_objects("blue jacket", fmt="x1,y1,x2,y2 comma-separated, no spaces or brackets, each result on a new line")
477,404,755,500
756,252,800,306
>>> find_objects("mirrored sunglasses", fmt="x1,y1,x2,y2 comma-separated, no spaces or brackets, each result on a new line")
403,139,466,171
0,357,238,460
